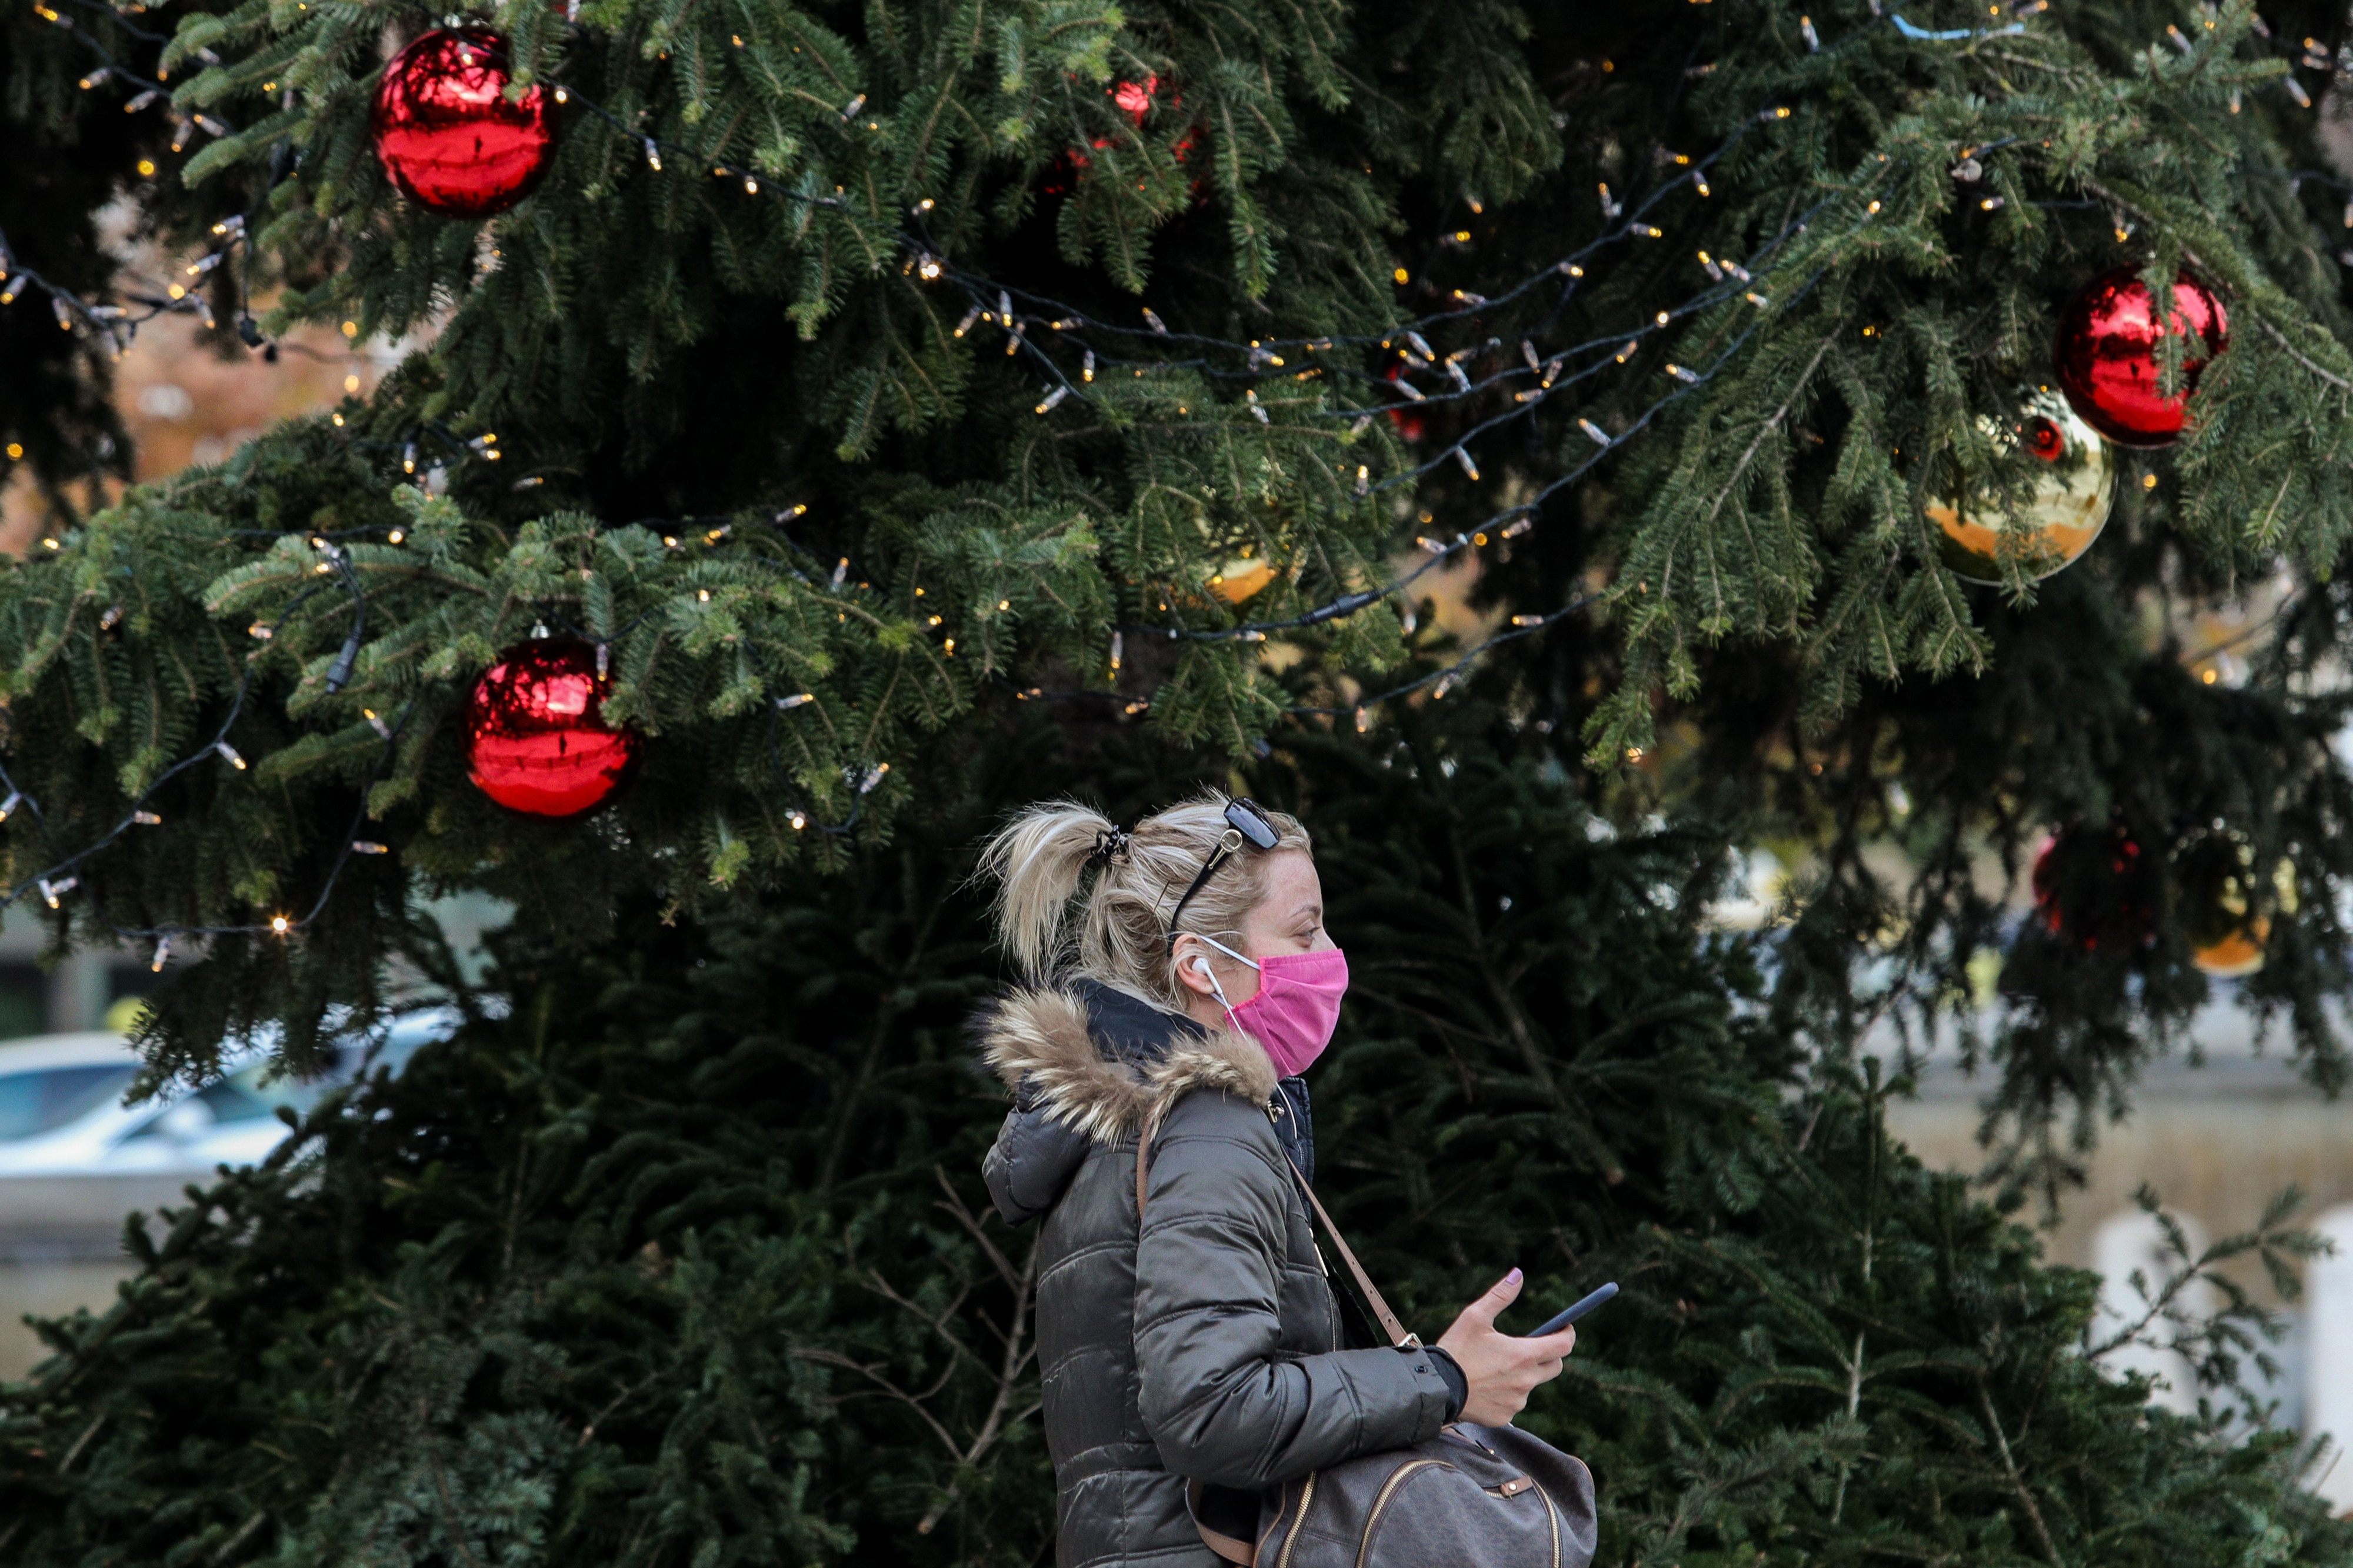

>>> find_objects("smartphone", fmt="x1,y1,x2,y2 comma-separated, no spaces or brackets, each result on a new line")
1528,1281,1616,1337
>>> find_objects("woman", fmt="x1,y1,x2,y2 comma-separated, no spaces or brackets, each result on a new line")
976,793,1578,1567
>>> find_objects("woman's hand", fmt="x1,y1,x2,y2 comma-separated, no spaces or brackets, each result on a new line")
1435,1268,1577,1427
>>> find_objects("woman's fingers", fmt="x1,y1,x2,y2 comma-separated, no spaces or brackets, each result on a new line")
1455,1266,1524,1331
1526,1325,1578,1360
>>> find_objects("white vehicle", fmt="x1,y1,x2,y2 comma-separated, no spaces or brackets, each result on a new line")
0,1009,456,1260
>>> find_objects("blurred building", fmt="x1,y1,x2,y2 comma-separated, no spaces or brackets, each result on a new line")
1887,1005,2353,1510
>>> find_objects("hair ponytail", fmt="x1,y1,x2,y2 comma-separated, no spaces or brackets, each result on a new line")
978,800,1118,981
978,792,1312,1010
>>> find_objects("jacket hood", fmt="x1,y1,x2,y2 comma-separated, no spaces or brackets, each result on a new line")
979,981,1278,1145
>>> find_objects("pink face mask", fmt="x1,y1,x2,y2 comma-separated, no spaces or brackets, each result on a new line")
1193,937,1349,1078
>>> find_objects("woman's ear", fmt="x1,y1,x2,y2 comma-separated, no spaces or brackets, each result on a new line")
1170,938,1219,998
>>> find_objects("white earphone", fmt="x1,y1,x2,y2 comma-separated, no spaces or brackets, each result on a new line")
1188,953,1242,1030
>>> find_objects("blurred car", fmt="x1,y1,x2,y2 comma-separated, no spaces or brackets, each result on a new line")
0,1008,457,1261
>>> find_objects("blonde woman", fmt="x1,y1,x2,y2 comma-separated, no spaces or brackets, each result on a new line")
976,793,1578,1567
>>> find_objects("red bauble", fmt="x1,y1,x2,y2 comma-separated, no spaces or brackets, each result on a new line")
1038,75,1201,200
2030,823,2159,954
1381,362,1427,443
372,28,556,218
2053,268,2228,447
465,638,636,818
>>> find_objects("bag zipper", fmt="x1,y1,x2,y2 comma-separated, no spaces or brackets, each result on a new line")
1534,1479,1561,1568
1276,1473,1317,1568
1354,1459,1446,1568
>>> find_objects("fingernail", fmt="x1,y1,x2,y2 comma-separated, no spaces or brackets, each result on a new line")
1505,1267,1522,1285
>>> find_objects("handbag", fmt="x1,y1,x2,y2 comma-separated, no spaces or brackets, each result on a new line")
1136,1119,1601,1568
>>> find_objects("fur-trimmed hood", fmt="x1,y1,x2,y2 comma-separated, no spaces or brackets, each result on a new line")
978,982,1278,1144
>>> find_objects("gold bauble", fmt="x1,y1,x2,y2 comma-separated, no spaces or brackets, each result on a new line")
2177,831,2295,979
1929,391,2114,584
2191,920,2269,979
1207,551,1275,605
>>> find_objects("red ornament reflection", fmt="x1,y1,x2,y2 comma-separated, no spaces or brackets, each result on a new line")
465,638,636,818
2053,268,2228,448
2022,415,2065,462
372,28,556,218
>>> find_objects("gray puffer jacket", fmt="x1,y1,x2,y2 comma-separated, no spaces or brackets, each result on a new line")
979,979,1460,1568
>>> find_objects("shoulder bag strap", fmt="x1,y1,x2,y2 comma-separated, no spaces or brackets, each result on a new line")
1279,1150,1419,1349
1134,1106,1163,1220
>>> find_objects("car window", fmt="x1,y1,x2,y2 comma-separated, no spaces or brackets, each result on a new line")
196,1078,278,1124
0,1063,139,1139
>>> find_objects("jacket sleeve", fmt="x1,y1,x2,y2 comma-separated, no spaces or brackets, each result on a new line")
1132,1096,1456,1488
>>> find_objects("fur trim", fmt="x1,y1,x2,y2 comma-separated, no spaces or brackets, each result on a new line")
980,987,1278,1142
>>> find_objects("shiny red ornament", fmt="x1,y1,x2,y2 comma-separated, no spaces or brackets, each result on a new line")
372,28,556,218
2053,268,2228,447
2029,823,2158,954
1381,362,1427,443
1112,76,1158,123
465,638,636,818
1038,75,1202,200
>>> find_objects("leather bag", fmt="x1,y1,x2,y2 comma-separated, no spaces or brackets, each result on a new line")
1136,1111,1601,1568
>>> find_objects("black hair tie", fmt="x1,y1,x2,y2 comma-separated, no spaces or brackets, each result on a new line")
1089,826,1132,868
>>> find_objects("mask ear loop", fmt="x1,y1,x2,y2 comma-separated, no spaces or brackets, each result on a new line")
1187,935,1261,1035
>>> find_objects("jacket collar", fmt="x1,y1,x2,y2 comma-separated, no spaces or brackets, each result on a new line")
979,981,1278,1145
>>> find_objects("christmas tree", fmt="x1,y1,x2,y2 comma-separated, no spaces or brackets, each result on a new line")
6,0,2353,1560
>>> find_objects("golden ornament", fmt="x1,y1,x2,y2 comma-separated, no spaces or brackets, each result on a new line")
2176,830,2295,979
1207,550,1275,605
1929,391,2114,584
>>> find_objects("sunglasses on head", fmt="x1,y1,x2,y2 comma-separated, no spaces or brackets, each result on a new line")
1165,798,1281,949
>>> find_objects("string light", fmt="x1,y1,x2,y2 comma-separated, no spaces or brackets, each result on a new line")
0,569,413,946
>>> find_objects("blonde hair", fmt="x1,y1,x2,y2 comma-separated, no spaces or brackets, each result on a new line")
978,792,1312,1011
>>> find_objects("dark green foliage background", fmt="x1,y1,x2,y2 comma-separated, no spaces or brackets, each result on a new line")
4,716,2342,1568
